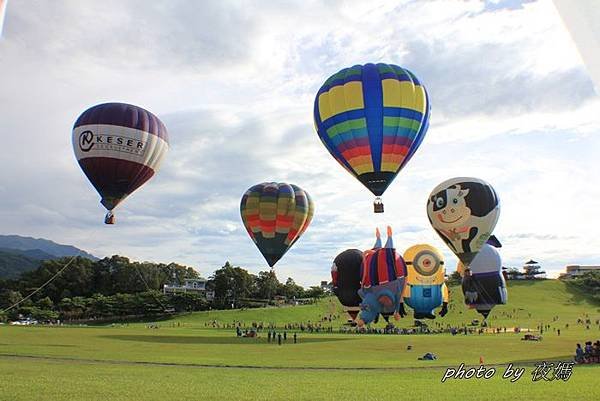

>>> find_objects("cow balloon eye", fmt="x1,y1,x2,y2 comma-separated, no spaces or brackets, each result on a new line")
435,198,444,208
452,198,459,204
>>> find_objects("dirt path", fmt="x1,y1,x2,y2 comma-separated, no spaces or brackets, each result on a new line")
0,353,553,371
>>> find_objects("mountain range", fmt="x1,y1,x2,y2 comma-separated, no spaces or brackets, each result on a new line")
0,235,98,279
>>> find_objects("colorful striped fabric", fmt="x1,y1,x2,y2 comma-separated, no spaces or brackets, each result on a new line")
360,248,407,288
313,63,430,196
240,182,314,267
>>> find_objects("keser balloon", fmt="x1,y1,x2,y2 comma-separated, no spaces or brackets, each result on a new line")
72,102,169,224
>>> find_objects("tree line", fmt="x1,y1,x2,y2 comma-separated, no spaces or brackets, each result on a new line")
565,271,600,303
0,256,326,322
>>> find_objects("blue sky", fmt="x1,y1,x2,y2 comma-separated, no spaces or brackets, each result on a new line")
1,0,599,285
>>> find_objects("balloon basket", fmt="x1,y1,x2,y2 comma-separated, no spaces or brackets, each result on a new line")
104,212,115,225
373,197,384,213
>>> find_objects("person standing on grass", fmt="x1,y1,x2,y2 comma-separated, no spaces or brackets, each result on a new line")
278,333,282,345
284,331,287,341
268,330,272,342
576,343,585,363
294,332,297,343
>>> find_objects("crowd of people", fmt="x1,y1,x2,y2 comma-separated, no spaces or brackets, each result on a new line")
575,340,600,363
198,310,600,350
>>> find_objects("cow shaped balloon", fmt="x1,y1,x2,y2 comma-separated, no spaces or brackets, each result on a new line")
427,177,500,267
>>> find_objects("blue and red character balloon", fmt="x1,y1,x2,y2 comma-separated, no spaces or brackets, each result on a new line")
356,227,407,326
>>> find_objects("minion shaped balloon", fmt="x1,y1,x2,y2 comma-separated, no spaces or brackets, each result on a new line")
402,244,449,319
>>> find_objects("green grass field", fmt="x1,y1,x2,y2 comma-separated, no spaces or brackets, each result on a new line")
1,280,599,400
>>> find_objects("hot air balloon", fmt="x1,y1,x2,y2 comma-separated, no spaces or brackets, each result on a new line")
427,177,500,267
72,102,169,224
240,182,314,267
402,244,449,319
356,227,407,326
0,0,7,38
457,236,507,319
313,63,430,213
331,249,363,320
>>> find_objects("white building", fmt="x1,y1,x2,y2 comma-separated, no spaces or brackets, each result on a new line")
562,265,600,278
163,278,214,300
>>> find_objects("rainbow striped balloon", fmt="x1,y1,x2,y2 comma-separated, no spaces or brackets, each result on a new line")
240,182,314,267
313,63,430,197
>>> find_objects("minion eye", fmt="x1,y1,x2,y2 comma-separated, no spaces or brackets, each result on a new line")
414,250,440,276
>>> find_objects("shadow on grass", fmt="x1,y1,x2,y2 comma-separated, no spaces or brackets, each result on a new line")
563,282,600,307
101,335,350,345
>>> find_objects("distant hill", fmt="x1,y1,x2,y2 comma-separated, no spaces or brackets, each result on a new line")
0,235,98,260
0,250,43,279
0,247,57,261
165,280,599,330
0,235,98,279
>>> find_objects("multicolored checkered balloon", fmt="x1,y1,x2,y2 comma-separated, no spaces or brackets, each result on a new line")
240,182,314,267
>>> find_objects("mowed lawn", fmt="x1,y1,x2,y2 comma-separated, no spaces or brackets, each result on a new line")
1,280,599,400
0,325,586,368
1,356,599,401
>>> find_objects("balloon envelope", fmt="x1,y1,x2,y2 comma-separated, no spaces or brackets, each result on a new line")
331,249,363,318
313,63,430,197
0,0,7,37
240,182,314,267
427,177,500,267
458,243,507,318
72,102,169,220
403,244,447,319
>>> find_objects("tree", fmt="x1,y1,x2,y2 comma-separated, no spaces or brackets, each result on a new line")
255,270,280,300
210,262,255,308
282,277,305,299
168,292,209,312
505,267,523,280
567,271,600,303
88,294,113,317
36,296,54,310
0,289,22,310
305,286,325,299
446,271,462,286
